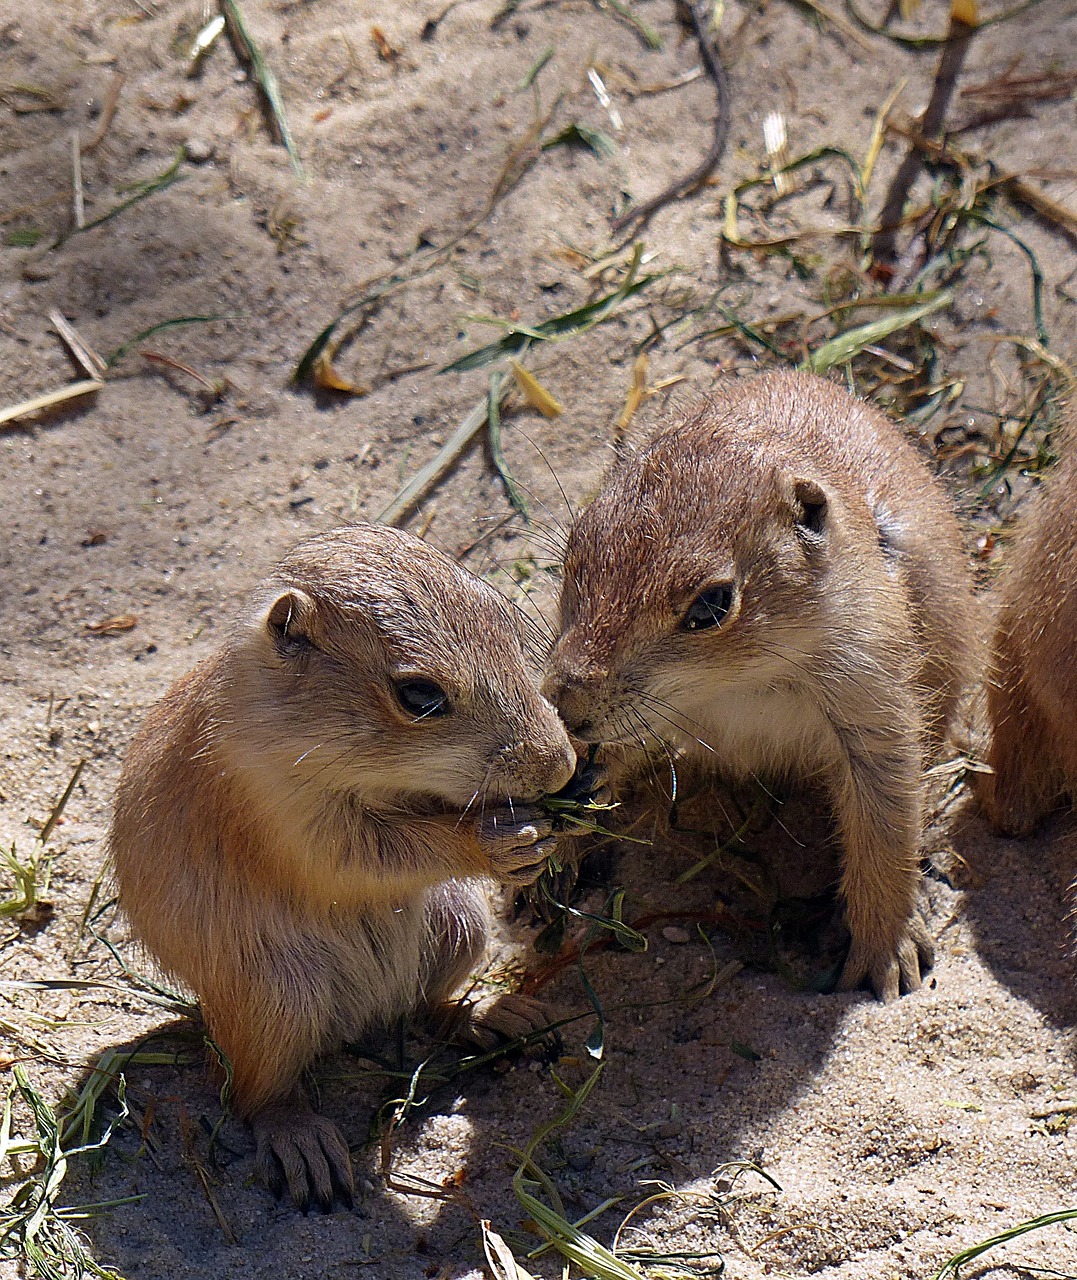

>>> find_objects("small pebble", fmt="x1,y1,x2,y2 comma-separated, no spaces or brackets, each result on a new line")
662,926,692,944
184,137,215,164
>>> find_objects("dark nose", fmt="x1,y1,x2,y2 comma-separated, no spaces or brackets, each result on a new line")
541,671,603,741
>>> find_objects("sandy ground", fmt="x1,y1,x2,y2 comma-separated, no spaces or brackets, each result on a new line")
2,0,1077,1276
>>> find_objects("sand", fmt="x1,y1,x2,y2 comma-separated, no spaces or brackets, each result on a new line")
2,0,1076,1276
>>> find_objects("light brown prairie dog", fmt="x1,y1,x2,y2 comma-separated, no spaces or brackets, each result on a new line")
980,403,1077,836
110,525,576,1209
544,371,981,1001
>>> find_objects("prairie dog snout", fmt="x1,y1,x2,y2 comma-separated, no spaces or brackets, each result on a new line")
545,371,981,1001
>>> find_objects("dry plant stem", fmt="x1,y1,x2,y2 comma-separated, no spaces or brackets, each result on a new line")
0,380,103,428
610,0,730,235
1006,178,1077,242
376,378,512,525
84,73,124,153
873,10,976,263
49,311,107,380
70,131,84,230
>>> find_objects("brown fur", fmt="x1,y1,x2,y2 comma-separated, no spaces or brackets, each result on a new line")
544,371,982,1001
980,403,1077,836
110,525,575,1207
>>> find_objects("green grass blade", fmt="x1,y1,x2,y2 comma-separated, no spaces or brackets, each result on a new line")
934,1208,1077,1279
804,290,952,374
54,150,185,248
440,244,657,373
220,0,303,177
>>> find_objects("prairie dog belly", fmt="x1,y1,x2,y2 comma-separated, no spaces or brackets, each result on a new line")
682,684,836,781
327,901,427,1041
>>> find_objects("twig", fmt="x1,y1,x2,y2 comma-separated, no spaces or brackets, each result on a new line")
0,380,103,429
140,350,219,391
70,131,84,230
1006,177,1077,244
873,4,976,263
376,379,512,526
611,1,730,234
48,312,107,380
84,73,124,153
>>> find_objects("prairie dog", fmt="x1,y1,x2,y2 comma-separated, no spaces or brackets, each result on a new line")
544,371,981,1001
110,525,576,1208
980,404,1077,835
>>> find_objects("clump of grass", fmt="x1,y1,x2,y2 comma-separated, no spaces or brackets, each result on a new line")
0,1066,136,1280
1,761,84,925
510,1064,651,1280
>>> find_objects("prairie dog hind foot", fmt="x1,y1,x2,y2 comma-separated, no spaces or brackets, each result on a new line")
449,992,558,1053
253,1102,355,1213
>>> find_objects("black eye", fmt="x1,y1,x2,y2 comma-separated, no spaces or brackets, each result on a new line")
394,679,451,720
682,584,734,632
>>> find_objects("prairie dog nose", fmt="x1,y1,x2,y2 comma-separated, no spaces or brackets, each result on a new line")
541,672,604,742
496,733,576,797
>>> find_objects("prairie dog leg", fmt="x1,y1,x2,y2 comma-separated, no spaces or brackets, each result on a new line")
831,719,934,1002
419,879,491,1007
420,879,555,1051
203,977,354,1211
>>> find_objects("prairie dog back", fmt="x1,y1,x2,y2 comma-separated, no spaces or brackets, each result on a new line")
980,403,1077,835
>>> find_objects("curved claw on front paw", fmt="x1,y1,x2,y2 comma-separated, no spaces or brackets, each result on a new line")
253,1106,354,1212
838,915,935,1003
457,993,557,1053
478,807,558,886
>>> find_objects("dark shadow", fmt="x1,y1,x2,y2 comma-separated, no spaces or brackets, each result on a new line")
953,802,1077,1034
64,781,857,1280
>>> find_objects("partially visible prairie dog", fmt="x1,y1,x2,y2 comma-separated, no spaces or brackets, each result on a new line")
110,525,576,1209
544,371,982,1001
980,403,1077,836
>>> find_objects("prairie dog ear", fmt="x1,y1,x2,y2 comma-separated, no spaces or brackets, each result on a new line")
265,588,316,655
787,476,829,536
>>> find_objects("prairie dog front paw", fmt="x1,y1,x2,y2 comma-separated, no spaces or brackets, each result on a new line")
838,912,935,1002
476,805,557,887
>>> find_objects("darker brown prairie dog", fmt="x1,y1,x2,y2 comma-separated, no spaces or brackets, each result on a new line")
544,370,981,1001
110,525,576,1209
980,403,1077,836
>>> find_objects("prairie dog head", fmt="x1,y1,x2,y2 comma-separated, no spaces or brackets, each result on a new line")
216,525,575,810
543,403,836,749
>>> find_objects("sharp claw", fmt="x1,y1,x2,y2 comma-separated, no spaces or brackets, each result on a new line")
252,1108,353,1211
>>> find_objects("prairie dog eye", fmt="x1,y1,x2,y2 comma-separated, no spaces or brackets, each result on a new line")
394,678,451,720
682,584,735,632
